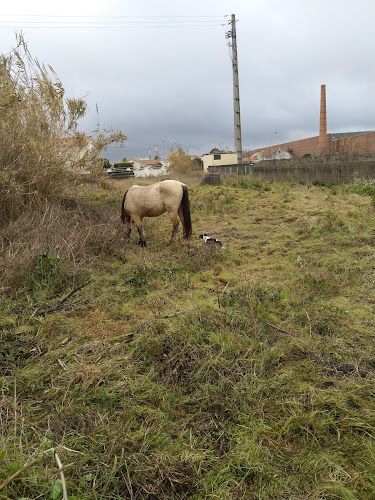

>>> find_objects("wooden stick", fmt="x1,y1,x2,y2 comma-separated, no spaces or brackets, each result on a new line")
54,451,68,500
57,278,93,307
162,307,195,319
264,321,292,335
222,277,232,295
304,307,312,337
38,278,93,315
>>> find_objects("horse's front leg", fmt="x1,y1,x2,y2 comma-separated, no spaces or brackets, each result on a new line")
133,215,146,247
168,211,179,245
123,214,132,242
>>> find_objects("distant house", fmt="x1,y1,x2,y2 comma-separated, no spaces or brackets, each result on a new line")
136,159,161,167
129,158,167,177
247,148,291,162
249,152,263,162
59,135,93,170
266,148,292,160
202,150,238,172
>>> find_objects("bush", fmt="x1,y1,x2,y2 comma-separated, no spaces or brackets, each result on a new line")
167,146,202,173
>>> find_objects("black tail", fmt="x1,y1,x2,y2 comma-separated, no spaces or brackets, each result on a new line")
180,184,192,240
121,189,129,223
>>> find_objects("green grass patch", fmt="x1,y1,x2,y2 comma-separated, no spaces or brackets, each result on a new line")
1,182,375,499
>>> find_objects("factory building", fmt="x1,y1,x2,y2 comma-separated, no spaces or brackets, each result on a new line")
248,85,375,160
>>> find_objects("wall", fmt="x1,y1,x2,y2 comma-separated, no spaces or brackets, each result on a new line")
248,131,375,159
249,136,320,159
208,158,375,184
331,133,375,156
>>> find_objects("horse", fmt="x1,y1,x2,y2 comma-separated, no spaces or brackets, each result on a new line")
121,180,192,246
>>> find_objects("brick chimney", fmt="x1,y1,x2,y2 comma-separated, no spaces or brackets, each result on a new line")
319,84,329,155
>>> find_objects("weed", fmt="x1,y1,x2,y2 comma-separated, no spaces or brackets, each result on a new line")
321,210,346,231
232,178,270,191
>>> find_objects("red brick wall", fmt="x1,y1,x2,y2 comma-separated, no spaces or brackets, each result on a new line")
249,136,320,159
331,132,375,155
248,132,375,159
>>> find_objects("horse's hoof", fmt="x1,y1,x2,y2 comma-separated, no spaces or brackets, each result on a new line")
138,241,146,247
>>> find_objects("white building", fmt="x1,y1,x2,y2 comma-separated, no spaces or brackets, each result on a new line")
129,159,167,177
266,148,292,160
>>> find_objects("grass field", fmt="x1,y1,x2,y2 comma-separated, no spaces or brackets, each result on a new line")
1,178,375,499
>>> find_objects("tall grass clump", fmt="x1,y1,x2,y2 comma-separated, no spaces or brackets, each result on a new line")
0,35,126,223
0,36,127,292
346,177,375,209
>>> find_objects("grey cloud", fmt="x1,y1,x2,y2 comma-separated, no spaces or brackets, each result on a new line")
1,0,374,163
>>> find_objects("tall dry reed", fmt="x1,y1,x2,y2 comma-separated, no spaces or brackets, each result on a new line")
0,35,126,224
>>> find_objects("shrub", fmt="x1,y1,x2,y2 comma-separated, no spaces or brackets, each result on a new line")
166,146,202,173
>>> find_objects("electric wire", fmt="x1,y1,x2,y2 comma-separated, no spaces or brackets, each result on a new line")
0,14,227,17
0,14,228,29
1,25,225,29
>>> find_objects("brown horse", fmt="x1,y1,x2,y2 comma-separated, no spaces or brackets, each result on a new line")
121,180,192,246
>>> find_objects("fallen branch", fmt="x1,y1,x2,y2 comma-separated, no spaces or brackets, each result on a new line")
264,321,292,335
38,278,93,316
162,307,195,319
56,278,93,308
221,277,232,295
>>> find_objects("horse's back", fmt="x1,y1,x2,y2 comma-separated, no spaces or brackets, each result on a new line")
157,180,185,211
124,181,184,217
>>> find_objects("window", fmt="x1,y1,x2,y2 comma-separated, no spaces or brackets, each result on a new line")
214,154,221,160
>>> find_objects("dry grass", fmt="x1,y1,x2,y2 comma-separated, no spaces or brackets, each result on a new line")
1,177,375,499
0,197,126,293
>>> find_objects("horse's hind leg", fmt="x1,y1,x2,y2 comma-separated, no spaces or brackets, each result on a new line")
168,211,180,245
132,215,146,247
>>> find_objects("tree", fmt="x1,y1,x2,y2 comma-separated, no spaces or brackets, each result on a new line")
166,146,202,173
102,158,111,169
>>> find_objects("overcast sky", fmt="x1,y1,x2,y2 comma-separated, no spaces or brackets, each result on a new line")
1,0,374,162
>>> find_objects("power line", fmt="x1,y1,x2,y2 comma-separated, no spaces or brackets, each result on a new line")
0,15,227,29
0,14,227,18
0,20,224,25
1,24,224,29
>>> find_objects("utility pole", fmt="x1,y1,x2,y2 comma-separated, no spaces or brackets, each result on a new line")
226,14,242,163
